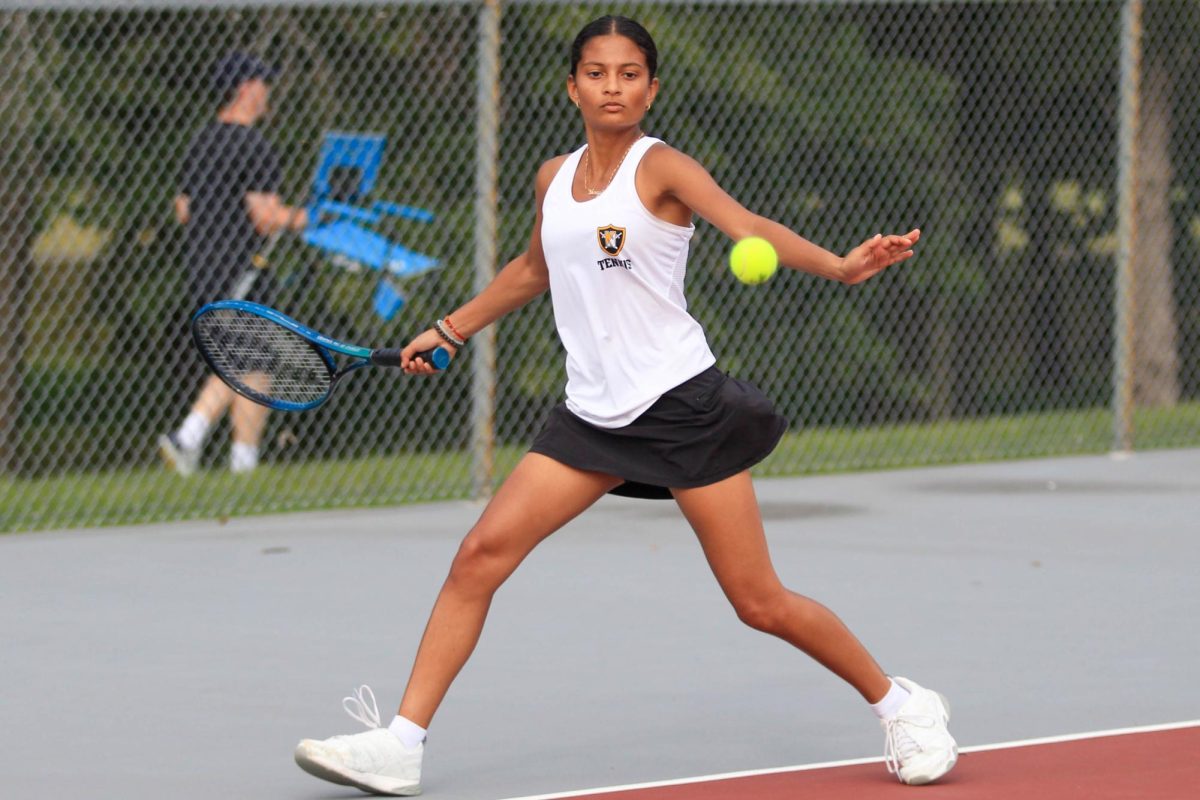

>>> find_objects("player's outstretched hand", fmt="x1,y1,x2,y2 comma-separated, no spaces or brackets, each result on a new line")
402,329,455,375
839,228,921,285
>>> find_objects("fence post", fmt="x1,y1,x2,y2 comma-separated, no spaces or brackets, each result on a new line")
471,0,501,499
1112,0,1141,454
0,11,36,476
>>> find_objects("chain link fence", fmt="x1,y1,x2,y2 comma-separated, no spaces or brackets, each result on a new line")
1,0,1197,532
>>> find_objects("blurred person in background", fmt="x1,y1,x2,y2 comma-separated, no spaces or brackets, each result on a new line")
159,51,308,476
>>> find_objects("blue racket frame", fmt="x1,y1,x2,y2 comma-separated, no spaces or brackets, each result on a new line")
197,299,376,358
191,299,451,412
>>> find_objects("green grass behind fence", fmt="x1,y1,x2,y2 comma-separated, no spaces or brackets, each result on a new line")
3,403,1198,533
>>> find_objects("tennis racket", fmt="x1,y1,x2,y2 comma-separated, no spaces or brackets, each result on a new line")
191,299,450,412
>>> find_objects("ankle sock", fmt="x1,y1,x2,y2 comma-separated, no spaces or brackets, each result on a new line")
870,678,911,719
387,715,427,750
230,442,259,473
177,412,211,451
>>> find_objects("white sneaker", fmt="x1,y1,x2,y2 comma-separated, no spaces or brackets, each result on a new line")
881,676,958,785
157,433,200,477
295,686,422,796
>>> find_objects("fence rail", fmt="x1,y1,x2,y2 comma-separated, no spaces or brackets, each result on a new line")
1,0,1198,532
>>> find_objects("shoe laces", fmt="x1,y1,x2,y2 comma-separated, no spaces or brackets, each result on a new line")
882,712,932,775
342,684,383,729
320,686,399,767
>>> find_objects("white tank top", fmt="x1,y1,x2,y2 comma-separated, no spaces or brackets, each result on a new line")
540,136,716,428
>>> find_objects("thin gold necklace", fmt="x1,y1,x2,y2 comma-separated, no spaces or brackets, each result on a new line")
583,132,645,196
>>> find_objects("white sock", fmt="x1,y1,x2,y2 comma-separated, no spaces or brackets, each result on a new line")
387,715,426,750
229,442,259,473
176,412,211,451
870,678,911,719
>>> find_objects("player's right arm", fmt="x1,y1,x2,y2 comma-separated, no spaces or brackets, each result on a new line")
400,156,564,373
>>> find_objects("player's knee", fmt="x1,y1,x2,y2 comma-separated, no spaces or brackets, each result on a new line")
731,592,786,634
447,532,511,593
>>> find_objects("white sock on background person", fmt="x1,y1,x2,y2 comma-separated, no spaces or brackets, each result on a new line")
870,678,912,719
387,715,427,750
176,411,211,451
230,442,259,473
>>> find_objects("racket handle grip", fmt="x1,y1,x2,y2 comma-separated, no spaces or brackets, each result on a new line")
372,346,450,371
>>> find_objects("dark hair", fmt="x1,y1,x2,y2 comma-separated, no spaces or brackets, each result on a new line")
569,16,658,79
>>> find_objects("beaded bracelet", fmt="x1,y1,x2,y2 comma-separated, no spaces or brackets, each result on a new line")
433,319,465,348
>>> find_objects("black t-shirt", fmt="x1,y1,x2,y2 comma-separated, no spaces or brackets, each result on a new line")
178,122,281,301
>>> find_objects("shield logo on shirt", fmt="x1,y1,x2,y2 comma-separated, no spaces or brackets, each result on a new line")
597,225,627,256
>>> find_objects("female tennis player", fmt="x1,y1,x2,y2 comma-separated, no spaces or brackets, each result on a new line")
295,16,956,796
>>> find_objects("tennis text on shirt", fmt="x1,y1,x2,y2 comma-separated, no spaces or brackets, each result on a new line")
596,225,633,270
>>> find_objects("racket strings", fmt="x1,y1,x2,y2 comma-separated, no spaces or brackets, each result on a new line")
194,309,333,404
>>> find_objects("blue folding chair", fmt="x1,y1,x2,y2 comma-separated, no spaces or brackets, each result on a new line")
300,132,439,320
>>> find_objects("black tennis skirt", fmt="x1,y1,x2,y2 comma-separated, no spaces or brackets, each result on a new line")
529,366,788,500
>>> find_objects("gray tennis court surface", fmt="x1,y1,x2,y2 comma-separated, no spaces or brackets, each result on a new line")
2,449,1197,800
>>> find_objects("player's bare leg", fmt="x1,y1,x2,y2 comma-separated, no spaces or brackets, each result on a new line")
296,454,622,795
673,470,957,784
398,453,623,726
671,470,890,703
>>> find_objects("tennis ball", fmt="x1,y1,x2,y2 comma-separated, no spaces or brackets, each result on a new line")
729,237,778,285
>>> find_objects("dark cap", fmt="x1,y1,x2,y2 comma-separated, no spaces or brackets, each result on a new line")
211,51,277,93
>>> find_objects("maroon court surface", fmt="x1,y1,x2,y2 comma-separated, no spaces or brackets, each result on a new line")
519,724,1198,800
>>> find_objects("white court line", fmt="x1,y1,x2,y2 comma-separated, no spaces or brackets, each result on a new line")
497,719,1200,800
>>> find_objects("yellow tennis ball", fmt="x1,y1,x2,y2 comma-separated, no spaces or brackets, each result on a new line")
729,237,778,285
